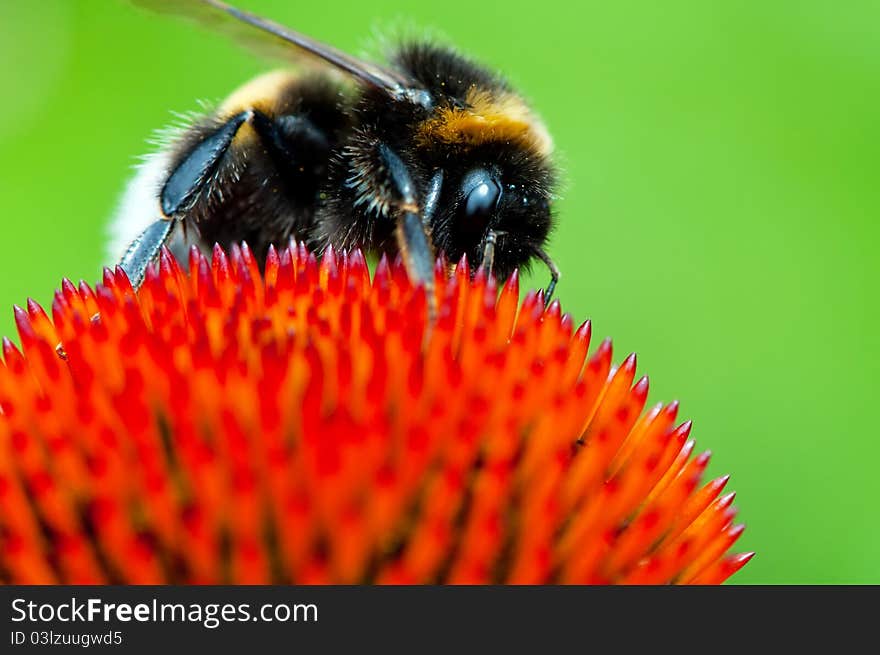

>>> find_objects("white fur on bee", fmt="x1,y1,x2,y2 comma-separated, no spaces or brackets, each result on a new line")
108,111,209,265
107,151,170,262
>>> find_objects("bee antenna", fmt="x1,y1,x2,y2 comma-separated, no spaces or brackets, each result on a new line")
532,245,561,307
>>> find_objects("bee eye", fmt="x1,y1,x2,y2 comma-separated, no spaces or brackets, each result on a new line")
461,168,502,220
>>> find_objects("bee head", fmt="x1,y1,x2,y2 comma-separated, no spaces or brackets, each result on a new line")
425,140,556,280
328,42,558,281
387,44,557,279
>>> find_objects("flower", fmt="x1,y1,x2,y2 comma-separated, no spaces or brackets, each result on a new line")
0,243,751,584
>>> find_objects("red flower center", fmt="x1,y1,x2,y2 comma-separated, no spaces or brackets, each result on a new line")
0,243,751,584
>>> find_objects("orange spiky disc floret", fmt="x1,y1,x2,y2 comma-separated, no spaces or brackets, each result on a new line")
0,243,751,584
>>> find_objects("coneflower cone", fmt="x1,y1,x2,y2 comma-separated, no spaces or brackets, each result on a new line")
0,242,751,584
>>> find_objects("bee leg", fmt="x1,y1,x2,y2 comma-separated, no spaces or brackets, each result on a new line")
397,209,437,310
119,218,176,290
479,230,497,275
394,209,438,327
479,229,509,277
377,144,437,299
160,112,251,218
170,109,330,216
421,169,445,227
533,246,561,307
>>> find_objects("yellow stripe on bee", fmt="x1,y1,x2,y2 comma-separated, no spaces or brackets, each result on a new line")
416,87,553,157
217,70,301,146
218,70,300,116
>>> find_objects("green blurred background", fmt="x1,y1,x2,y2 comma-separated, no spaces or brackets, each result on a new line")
0,0,877,583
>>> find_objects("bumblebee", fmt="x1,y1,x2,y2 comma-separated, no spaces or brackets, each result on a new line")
113,0,560,303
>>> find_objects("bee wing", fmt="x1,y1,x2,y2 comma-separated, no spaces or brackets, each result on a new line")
131,0,419,99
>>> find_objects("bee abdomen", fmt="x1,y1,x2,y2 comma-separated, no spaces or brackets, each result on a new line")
151,73,353,263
